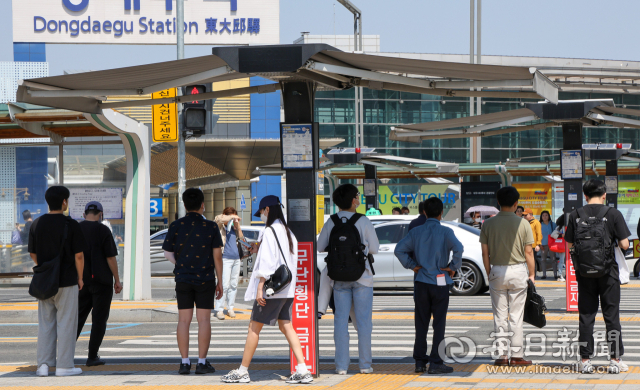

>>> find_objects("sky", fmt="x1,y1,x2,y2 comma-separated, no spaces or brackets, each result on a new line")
1,0,639,76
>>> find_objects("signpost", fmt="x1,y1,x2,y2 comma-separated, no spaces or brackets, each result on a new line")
152,88,178,142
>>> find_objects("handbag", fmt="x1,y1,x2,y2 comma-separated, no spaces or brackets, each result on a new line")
523,279,547,328
28,220,69,300
548,235,566,253
237,236,252,259
615,244,630,285
264,226,292,297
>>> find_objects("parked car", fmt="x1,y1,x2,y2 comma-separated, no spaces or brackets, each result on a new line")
150,225,264,276
317,217,488,296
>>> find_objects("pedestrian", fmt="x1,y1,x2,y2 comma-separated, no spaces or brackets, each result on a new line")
214,206,244,320
162,188,224,375
222,195,312,384
11,223,22,245
471,211,483,229
522,208,542,254
565,179,630,374
76,201,122,367
392,207,401,215
515,205,524,217
539,210,557,280
317,184,379,375
401,206,410,215
480,186,535,367
395,197,463,374
408,201,426,231
21,209,33,246
556,209,566,281
29,186,86,377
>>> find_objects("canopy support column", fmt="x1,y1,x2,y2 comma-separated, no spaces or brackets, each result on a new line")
86,110,151,301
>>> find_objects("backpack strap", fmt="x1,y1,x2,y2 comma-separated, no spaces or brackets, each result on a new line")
576,208,589,222
330,214,341,226
347,213,363,225
595,206,611,220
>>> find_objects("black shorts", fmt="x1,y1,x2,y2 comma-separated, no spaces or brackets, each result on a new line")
175,282,215,310
250,298,294,326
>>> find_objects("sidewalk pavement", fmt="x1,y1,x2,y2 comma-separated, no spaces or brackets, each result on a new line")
2,362,640,389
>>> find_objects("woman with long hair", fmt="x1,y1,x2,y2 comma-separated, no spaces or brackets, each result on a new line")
539,210,557,280
213,206,244,320
222,195,311,384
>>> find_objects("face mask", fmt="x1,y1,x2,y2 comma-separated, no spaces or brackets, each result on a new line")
475,218,481,222
260,213,268,223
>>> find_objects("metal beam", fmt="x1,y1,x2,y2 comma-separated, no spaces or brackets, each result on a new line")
308,62,434,90
100,84,280,109
432,79,533,89
533,71,559,104
141,66,233,94
467,115,536,133
29,89,141,98
588,113,640,128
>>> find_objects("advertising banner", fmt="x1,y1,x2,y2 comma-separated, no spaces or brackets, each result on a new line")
290,242,318,375
355,184,459,218
13,0,279,45
566,249,578,312
513,183,553,219
617,182,640,239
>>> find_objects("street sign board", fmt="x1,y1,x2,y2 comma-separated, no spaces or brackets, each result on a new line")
69,188,123,220
150,198,163,218
152,89,178,142
240,194,246,210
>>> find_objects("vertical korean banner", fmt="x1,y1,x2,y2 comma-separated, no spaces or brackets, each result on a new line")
291,242,318,375
152,88,178,142
566,248,578,311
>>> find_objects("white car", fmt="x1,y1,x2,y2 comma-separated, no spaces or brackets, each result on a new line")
149,225,264,276
317,217,489,296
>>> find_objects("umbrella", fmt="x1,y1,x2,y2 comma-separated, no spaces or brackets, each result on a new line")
465,205,500,218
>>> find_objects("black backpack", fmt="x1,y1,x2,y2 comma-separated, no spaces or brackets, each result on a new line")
325,214,374,282
572,206,612,278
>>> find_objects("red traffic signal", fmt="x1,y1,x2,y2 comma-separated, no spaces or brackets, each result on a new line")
185,85,206,104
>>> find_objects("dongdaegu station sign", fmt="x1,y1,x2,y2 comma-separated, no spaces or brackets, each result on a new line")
12,0,279,45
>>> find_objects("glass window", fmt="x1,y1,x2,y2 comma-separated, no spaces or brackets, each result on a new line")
375,224,403,244
152,233,167,242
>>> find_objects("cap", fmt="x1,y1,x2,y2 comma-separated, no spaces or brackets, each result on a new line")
85,201,104,213
253,195,281,217
523,208,533,216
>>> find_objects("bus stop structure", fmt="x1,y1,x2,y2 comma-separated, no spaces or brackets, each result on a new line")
16,43,566,375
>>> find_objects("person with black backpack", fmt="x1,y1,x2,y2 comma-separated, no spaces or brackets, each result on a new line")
317,184,379,375
565,179,631,374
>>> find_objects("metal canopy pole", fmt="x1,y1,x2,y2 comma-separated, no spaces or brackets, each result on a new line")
469,0,476,164
606,160,618,208
176,0,187,218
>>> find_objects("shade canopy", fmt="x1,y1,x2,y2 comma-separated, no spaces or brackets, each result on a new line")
16,44,559,113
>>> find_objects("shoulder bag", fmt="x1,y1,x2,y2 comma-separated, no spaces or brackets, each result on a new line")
264,226,292,297
29,219,69,300
523,279,547,328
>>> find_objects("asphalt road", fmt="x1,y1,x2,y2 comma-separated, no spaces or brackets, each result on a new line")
2,285,640,367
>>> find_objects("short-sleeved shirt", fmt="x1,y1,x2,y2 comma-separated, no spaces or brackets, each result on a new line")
29,214,86,288
223,224,240,260
162,212,223,285
480,211,534,265
565,204,631,279
79,220,119,286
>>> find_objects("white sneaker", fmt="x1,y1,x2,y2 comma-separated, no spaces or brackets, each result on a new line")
579,359,594,374
335,369,347,375
221,369,250,383
36,364,49,377
227,309,236,318
609,359,629,374
360,367,374,374
558,276,566,282
55,367,82,376
215,311,225,320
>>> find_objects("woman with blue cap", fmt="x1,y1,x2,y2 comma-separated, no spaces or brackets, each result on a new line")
222,195,312,384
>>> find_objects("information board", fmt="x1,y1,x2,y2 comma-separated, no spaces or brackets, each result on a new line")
561,150,583,180
69,188,123,220
281,124,314,169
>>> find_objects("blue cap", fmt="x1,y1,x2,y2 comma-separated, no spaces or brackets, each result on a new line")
85,201,103,213
254,195,281,217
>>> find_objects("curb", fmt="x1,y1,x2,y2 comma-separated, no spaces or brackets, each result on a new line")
0,308,179,323
0,277,252,288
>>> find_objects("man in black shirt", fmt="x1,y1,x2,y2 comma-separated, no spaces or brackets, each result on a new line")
565,179,630,374
21,209,33,246
76,201,122,367
29,186,86,377
163,188,223,375
408,201,426,231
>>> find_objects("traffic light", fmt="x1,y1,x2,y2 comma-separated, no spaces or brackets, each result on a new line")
182,84,209,136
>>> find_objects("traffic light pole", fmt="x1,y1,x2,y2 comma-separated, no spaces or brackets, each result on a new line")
176,0,186,218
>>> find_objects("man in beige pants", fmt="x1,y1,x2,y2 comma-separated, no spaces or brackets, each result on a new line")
480,186,536,367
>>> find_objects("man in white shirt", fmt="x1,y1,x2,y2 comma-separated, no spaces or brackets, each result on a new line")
318,184,379,375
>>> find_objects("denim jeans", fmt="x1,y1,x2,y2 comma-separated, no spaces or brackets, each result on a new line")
215,257,241,311
333,281,373,371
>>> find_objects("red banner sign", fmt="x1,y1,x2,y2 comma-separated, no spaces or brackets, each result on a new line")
565,246,578,311
290,241,318,375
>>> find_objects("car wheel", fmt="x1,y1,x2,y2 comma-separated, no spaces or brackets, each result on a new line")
634,259,640,278
451,261,483,296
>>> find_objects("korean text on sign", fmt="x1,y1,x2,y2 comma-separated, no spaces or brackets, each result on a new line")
290,242,318,375
152,88,178,142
